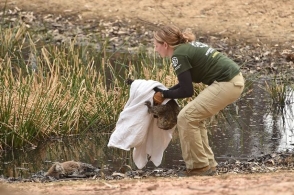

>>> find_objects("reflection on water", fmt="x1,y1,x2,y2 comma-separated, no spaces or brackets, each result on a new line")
0,80,293,178
210,79,294,160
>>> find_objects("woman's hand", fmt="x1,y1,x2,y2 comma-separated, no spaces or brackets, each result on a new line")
153,87,165,105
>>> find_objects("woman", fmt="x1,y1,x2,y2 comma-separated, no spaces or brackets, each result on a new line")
153,24,244,176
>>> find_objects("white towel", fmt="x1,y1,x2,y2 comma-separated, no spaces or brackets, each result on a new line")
107,79,176,169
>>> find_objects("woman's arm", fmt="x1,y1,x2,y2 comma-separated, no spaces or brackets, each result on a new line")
162,70,194,99
169,83,180,90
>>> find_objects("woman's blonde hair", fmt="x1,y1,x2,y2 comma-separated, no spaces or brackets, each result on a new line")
154,24,195,48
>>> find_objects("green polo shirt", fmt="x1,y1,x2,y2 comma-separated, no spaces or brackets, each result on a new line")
171,41,240,85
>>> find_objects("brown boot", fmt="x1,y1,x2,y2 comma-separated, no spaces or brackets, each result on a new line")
210,166,217,175
178,165,213,177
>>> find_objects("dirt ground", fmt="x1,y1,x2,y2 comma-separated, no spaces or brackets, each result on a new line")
3,0,294,45
1,171,294,195
1,0,294,194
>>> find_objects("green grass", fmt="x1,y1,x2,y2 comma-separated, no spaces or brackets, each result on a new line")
263,74,294,110
2,21,292,150
0,24,184,149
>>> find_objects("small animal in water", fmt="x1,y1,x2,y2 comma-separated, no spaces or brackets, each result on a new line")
145,100,180,130
45,161,98,179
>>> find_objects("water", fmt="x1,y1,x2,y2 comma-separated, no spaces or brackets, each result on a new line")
210,79,294,159
0,79,294,178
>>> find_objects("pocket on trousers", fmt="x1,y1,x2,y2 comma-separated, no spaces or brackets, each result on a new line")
234,81,244,87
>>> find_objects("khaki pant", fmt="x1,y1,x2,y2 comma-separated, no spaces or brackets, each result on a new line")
177,72,244,169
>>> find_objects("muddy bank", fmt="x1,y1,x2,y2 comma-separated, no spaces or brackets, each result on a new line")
0,150,293,183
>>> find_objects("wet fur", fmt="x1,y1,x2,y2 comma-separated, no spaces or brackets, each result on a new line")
45,161,97,179
125,78,180,130
145,100,180,130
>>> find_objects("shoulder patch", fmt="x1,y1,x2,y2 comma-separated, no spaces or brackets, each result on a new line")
171,57,178,67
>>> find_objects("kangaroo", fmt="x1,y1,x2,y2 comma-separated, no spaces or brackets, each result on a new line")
45,161,98,179
125,78,180,130
145,100,180,130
